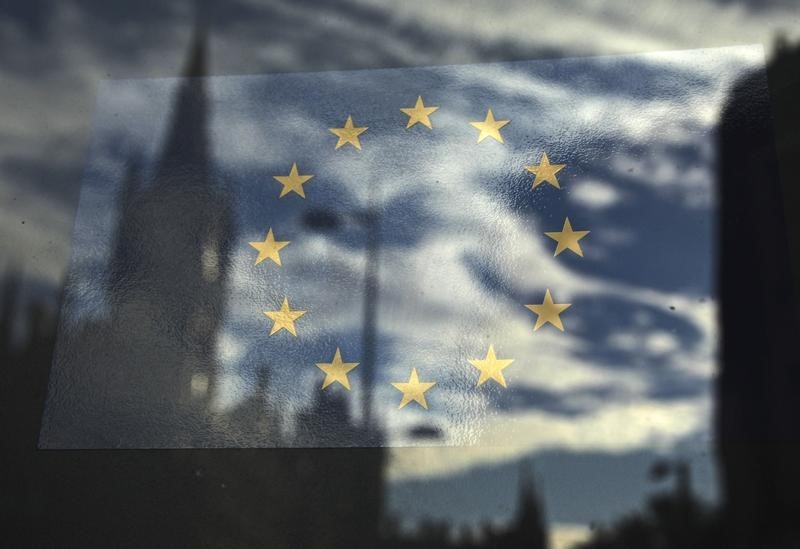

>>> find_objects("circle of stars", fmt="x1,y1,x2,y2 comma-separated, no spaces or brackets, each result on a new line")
247,94,592,415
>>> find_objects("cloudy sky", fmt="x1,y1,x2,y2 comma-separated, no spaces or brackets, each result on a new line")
3,1,798,547
46,45,754,544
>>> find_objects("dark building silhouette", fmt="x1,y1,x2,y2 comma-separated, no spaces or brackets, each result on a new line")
716,39,800,549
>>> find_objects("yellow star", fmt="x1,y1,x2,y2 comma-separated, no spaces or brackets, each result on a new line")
249,228,289,266
316,347,359,390
391,368,436,410
263,297,307,336
525,152,566,189
273,163,314,198
544,217,590,257
400,96,439,129
469,344,515,388
329,115,368,150
469,108,510,144
525,289,572,331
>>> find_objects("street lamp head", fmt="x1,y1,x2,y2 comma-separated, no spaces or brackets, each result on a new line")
302,208,341,232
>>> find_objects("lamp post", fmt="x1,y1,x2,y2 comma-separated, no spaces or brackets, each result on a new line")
303,195,381,442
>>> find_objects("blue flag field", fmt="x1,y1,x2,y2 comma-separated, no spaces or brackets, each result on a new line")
40,45,760,448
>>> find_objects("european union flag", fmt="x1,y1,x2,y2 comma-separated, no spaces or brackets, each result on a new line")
40,38,761,449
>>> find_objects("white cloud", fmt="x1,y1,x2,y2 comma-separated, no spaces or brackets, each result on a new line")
571,179,622,209
551,523,592,549
387,395,709,480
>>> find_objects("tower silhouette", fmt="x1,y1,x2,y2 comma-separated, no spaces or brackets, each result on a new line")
39,21,236,448
104,21,234,444
509,462,549,548
716,41,800,549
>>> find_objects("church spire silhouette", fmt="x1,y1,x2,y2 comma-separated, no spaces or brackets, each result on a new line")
94,18,235,445
512,461,549,548
157,18,209,178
